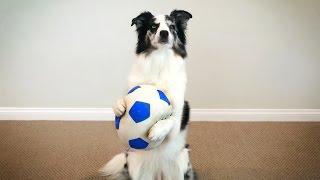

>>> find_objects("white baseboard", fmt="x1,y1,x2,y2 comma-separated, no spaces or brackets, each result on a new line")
0,108,320,121
190,109,320,121
0,108,114,121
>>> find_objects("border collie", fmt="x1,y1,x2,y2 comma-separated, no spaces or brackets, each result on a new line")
100,10,195,180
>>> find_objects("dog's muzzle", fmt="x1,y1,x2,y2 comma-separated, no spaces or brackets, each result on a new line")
159,30,169,43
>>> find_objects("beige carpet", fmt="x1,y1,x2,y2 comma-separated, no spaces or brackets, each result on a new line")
0,121,319,180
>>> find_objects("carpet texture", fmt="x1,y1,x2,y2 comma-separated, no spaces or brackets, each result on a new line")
0,121,319,180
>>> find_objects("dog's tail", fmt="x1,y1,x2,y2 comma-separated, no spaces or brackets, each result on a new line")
99,152,129,179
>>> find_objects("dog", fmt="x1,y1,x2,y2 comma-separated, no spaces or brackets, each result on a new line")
100,10,195,180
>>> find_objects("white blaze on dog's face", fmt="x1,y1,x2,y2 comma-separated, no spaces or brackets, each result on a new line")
148,15,174,49
131,10,192,58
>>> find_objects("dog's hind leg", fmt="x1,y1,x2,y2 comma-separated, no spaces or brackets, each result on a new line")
99,152,130,180
177,145,197,180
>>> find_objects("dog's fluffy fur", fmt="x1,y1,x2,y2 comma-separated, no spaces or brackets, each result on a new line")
100,10,195,180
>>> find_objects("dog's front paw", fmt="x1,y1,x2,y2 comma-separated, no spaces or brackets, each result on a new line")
112,98,126,117
147,120,170,142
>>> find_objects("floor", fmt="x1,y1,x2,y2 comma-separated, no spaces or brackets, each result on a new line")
0,121,319,180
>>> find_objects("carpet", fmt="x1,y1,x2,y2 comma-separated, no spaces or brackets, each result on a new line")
0,121,319,180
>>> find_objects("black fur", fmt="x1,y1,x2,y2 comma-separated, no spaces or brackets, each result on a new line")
181,101,190,130
122,152,131,180
124,152,128,169
131,11,156,54
184,146,197,180
131,10,192,58
170,10,192,58
184,169,198,180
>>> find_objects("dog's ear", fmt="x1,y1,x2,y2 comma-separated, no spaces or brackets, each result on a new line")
170,10,192,29
131,11,154,29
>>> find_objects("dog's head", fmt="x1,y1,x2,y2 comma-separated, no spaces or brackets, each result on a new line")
131,10,192,58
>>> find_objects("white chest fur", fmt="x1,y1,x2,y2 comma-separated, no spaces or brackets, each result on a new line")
128,48,187,109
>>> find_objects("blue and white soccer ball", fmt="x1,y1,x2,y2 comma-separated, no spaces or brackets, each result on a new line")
114,85,171,150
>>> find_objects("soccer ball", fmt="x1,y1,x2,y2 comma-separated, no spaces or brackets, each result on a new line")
114,85,171,150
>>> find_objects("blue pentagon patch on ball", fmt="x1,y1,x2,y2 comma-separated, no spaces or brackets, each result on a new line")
128,85,141,94
157,90,170,105
129,138,149,149
129,101,150,123
114,116,121,129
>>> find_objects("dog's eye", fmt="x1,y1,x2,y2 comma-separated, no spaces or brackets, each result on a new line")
169,25,175,29
151,24,157,29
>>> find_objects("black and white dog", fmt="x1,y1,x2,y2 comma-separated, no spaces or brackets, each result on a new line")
100,10,195,180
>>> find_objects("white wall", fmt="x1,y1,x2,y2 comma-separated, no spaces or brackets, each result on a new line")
0,0,319,109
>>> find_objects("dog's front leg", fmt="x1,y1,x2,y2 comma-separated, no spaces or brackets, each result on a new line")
112,97,126,117
147,85,185,143
147,114,177,142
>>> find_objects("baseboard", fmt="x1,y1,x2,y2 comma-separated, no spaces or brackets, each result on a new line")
0,108,113,121
0,108,320,121
190,109,320,121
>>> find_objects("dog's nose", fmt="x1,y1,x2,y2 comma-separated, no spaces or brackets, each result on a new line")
159,30,169,39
